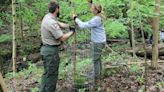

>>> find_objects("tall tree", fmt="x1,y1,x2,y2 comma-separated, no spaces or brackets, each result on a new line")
152,0,161,68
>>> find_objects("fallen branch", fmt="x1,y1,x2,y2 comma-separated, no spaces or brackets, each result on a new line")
128,44,164,58
105,43,115,53
128,60,164,65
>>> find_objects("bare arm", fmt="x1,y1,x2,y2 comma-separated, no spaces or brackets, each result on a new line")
57,22,69,29
59,31,74,42
49,23,74,42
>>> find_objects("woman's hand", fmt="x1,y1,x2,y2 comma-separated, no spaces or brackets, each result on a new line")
87,0,92,4
72,13,77,20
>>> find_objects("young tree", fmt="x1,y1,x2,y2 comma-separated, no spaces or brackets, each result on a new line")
130,0,136,60
0,72,8,92
152,0,161,68
19,1,24,40
12,0,16,73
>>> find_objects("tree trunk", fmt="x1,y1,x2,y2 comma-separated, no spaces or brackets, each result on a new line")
121,1,132,48
0,72,8,92
130,0,136,60
12,0,16,73
152,0,161,68
19,2,24,40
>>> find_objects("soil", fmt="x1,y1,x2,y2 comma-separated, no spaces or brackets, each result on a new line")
6,63,164,92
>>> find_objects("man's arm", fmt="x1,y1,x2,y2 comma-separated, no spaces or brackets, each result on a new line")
58,31,74,42
49,23,75,42
57,21,69,29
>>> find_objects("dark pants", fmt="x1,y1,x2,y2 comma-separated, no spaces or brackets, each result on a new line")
40,45,60,92
92,43,105,81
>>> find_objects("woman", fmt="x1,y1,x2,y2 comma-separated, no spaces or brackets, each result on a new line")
73,0,106,84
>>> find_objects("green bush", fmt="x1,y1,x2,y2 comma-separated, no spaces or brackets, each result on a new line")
129,64,141,74
23,8,37,26
0,19,3,28
105,19,128,38
0,34,12,43
0,49,11,57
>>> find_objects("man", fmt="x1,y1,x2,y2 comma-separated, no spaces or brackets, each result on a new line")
40,1,75,92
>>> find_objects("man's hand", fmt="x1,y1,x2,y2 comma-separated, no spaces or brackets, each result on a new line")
69,26,75,33
87,0,92,4
59,26,75,42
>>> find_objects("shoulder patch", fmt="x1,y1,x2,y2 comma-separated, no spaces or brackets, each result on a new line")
52,23,60,30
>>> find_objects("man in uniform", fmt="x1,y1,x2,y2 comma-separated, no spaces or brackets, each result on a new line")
40,1,75,92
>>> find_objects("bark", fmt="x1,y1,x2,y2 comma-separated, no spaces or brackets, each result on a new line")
0,72,8,92
12,0,16,73
152,0,161,68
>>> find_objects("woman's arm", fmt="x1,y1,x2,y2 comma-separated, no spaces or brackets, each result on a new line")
75,17,101,29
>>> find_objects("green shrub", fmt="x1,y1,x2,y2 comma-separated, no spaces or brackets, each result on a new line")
129,64,141,73
0,19,3,28
0,49,11,57
105,19,128,38
0,34,12,43
136,76,145,85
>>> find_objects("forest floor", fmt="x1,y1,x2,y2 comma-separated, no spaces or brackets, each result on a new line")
4,59,164,92
3,41,164,92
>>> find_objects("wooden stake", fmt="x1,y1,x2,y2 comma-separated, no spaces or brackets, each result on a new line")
73,32,77,83
0,72,8,92
70,0,77,86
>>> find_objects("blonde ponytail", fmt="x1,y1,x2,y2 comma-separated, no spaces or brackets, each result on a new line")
93,3,107,21
98,12,106,22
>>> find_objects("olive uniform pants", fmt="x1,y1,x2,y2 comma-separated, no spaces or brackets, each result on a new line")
40,45,60,92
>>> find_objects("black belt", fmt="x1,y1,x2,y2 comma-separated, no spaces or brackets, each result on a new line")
42,44,60,47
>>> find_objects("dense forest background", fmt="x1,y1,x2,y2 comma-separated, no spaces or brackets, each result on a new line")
0,0,164,92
